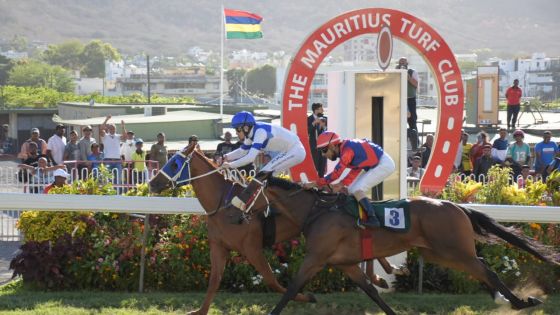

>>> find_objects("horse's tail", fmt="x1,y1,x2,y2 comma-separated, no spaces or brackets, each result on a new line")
455,203,560,266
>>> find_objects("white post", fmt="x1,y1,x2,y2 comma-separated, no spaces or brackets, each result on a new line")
220,4,225,121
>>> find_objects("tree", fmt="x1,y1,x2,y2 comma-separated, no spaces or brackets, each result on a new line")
9,35,28,52
42,40,84,70
0,55,14,86
81,40,121,78
7,60,75,92
226,69,246,102
42,40,121,78
246,65,276,98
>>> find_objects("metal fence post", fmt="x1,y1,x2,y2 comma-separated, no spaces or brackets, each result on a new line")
139,214,150,293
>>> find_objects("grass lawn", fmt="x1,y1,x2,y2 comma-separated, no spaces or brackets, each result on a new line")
0,280,558,315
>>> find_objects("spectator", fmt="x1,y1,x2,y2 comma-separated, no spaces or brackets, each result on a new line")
44,168,70,194
21,142,41,167
517,164,532,188
100,115,126,183
407,155,425,179
63,130,80,179
0,124,14,154
121,130,136,163
216,131,237,156
470,131,490,167
131,139,147,184
459,132,473,176
505,79,522,130
46,124,67,166
18,157,65,193
420,134,433,168
307,102,328,177
397,57,420,149
149,132,168,171
534,130,558,179
18,128,48,160
189,135,200,150
474,144,500,181
78,125,96,177
87,143,104,174
506,130,531,174
546,156,560,176
491,128,509,162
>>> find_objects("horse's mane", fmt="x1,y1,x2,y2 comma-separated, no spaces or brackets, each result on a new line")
267,176,302,191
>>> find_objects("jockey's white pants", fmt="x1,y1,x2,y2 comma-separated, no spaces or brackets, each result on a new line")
348,153,396,195
260,142,306,174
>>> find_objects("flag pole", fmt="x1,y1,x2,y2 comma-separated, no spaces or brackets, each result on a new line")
220,4,224,121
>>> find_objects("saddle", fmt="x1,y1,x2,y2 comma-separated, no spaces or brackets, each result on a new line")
315,193,411,233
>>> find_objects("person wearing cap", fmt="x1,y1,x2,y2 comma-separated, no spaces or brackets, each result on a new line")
121,130,136,163
78,125,96,176
304,131,395,228
506,130,531,176
534,131,558,178
47,124,67,165
222,111,306,212
491,128,509,163
131,138,147,184
18,157,65,193
18,128,48,160
44,168,70,194
407,155,425,179
474,143,500,181
459,132,473,175
149,132,168,171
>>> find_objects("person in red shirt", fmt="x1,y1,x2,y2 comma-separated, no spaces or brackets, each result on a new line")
304,131,396,228
44,168,70,193
505,79,522,130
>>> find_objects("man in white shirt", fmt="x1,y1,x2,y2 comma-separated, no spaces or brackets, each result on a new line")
100,115,127,187
46,124,67,165
120,130,136,162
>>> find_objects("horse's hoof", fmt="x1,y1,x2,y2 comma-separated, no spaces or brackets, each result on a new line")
394,265,411,276
376,278,389,289
306,293,317,303
527,296,543,307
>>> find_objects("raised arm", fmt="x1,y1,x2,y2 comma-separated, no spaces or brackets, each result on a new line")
120,120,127,141
99,115,111,138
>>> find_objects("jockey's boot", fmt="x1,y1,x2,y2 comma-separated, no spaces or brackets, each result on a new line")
358,198,380,228
231,171,272,212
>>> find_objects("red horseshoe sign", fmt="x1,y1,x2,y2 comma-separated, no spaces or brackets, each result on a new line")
282,8,463,194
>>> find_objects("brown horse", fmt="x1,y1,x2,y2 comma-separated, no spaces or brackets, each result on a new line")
149,145,401,314
264,178,560,315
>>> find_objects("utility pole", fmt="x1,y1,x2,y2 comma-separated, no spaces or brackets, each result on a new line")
147,55,151,104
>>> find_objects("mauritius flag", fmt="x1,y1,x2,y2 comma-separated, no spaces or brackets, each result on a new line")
224,9,263,39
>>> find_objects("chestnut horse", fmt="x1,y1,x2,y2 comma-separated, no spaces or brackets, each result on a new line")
264,179,560,315
149,145,401,314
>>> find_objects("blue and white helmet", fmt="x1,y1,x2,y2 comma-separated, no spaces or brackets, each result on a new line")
231,111,256,129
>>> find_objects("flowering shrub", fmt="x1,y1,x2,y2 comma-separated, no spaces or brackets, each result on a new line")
12,180,355,292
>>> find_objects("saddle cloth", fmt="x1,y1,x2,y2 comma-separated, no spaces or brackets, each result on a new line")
341,196,411,233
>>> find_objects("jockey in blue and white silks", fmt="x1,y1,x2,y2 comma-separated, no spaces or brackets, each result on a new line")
222,111,306,211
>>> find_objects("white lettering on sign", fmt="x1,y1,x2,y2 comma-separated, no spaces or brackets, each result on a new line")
288,74,308,111
437,60,459,106
399,17,440,53
300,13,392,69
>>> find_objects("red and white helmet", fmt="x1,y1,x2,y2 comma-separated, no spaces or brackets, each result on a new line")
316,131,342,149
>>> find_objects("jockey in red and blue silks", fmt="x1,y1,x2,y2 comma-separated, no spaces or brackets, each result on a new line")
310,131,396,228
